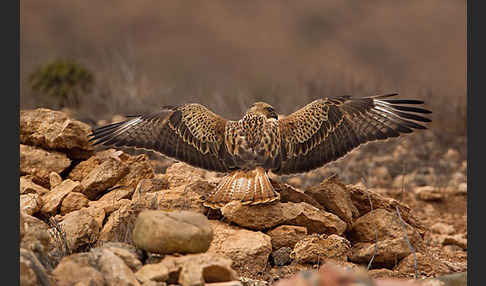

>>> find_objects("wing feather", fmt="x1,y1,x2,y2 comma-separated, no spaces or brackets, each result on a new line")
89,104,236,172
274,93,431,175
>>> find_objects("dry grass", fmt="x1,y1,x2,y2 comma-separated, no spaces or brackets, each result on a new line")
20,1,466,140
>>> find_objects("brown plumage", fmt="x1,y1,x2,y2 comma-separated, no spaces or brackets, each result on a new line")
89,93,431,208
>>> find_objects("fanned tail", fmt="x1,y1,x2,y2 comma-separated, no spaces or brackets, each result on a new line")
204,167,280,209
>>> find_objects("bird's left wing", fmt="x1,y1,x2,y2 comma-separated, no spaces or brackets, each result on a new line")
273,93,432,175
89,104,236,172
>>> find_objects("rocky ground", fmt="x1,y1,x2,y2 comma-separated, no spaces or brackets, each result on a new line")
19,108,467,286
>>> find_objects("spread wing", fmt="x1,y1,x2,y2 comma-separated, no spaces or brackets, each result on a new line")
274,93,432,175
88,104,237,172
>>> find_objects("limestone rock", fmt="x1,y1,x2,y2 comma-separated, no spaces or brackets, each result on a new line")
349,238,415,268
20,144,71,187
275,183,323,209
20,176,49,195
266,225,307,250
40,179,83,216
60,192,90,215
81,157,130,199
132,210,213,254
430,222,455,235
20,108,94,159
94,248,141,286
89,186,134,215
394,252,450,277
208,220,272,278
415,186,445,201
155,183,208,214
165,162,217,188
292,234,351,264
20,248,52,286
305,175,359,226
58,207,105,251
20,214,52,261
51,252,105,286
49,172,63,189
178,253,238,286
221,201,347,235
115,153,155,189
20,193,42,215
101,242,144,272
348,208,423,246
271,247,292,266
348,185,425,233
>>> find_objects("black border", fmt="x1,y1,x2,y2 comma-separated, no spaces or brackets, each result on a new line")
12,0,20,285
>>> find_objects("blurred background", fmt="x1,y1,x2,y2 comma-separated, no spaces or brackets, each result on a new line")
20,0,466,187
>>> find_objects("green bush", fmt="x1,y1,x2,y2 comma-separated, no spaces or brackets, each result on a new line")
28,59,94,108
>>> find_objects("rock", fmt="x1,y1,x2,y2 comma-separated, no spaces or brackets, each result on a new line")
415,186,444,201
305,175,359,226
135,253,238,286
348,185,425,233
165,162,217,188
68,150,112,181
430,222,455,235
271,247,292,266
89,186,134,214
267,225,307,249
291,234,351,264
20,176,49,195
115,153,155,189
221,201,347,235
20,144,72,187
94,248,141,286
349,238,415,268
20,193,42,215
456,182,467,195
208,220,272,278
20,248,52,286
178,253,239,286
98,200,146,243
52,252,105,286
348,208,422,246
20,214,52,263
394,252,450,277
275,183,323,209
132,210,213,254
134,177,170,194
60,192,90,215
81,157,130,199
442,234,467,250
274,262,374,286
154,183,208,214
20,108,94,159
40,179,84,216
135,263,171,284
58,207,105,251
101,242,144,272
49,172,63,189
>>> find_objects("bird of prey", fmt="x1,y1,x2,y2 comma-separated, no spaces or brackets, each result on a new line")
89,93,431,209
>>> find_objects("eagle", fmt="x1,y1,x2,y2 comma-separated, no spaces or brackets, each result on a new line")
89,93,431,209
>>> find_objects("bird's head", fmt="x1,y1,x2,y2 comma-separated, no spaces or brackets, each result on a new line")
246,102,278,120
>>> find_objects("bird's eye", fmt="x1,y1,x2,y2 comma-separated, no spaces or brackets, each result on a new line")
266,107,274,112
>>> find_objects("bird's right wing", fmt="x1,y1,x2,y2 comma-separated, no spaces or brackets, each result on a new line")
89,104,236,172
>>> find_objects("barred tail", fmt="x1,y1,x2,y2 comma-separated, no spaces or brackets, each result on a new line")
204,167,280,209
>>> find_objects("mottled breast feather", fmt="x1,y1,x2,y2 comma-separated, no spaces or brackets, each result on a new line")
274,94,431,175
89,104,237,172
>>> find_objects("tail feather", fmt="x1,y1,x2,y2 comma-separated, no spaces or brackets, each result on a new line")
204,167,280,209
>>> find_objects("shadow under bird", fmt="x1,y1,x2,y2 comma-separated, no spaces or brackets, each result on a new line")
89,93,431,209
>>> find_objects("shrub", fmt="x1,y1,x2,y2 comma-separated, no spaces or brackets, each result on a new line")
28,59,94,108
